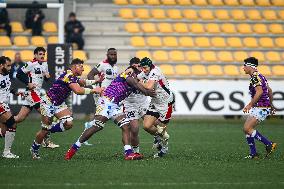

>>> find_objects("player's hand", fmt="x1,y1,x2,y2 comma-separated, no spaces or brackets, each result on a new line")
243,103,252,114
45,73,50,79
28,83,36,90
96,73,105,83
92,87,104,95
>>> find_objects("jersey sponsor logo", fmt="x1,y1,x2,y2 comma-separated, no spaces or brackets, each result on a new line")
0,80,7,88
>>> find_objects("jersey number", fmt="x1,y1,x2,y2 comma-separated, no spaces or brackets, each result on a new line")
34,68,42,74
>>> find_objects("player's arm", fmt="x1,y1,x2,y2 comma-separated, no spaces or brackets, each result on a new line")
248,86,263,106
268,85,275,114
87,67,100,80
69,83,102,95
78,79,103,87
126,76,155,97
16,63,35,89
140,79,155,90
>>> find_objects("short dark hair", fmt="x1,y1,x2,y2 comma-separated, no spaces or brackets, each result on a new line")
69,12,76,17
34,47,46,55
0,56,6,65
107,48,117,52
71,58,84,65
129,57,140,66
244,57,258,67
4,56,11,62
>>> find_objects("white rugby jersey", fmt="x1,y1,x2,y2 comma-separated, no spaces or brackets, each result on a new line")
21,59,49,93
95,59,118,88
146,65,173,104
0,74,11,103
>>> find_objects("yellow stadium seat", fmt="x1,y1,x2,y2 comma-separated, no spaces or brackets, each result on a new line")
208,0,224,6
113,0,128,5
227,37,243,48
163,37,178,47
249,51,265,62
217,51,233,62
82,64,92,77
185,51,201,62
176,0,192,5
73,50,88,61
31,36,46,46
136,9,150,19
147,36,162,47
131,36,146,47
224,65,239,76
266,51,281,62
47,36,58,44
253,24,268,34
125,23,140,33
20,50,34,62
211,37,227,48
255,0,271,6
189,23,205,33
233,51,248,62
145,0,160,5
2,50,16,60
141,23,157,33
237,24,252,34
278,10,284,19
136,50,152,59
201,51,217,62
231,10,246,20
224,0,239,6
129,0,144,5
220,24,236,34
269,24,284,34
275,37,284,48
151,9,166,19
240,0,255,6
191,65,207,76
262,10,278,20
167,9,183,19
208,65,223,76
183,9,198,20
0,36,12,46
153,51,169,62
10,22,24,33
258,65,271,76
243,37,258,48
160,64,175,76
205,24,221,33
199,10,215,20
175,64,190,75
195,37,210,47
119,9,134,19
272,65,284,76
192,0,207,6
169,50,185,62
215,10,230,20
271,0,284,6
179,37,195,47
14,36,29,46
161,0,177,5
43,22,57,32
173,23,188,33
157,23,173,33
259,37,274,48
246,10,262,20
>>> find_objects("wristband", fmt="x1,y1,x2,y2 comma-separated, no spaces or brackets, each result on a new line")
84,88,92,94
85,79,96,86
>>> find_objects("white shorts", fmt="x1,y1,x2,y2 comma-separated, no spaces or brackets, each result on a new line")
249,107,271,122
0,102,10,116
147,101,173,123
40,94,68,118
95,96,124,120
124,100,150,121
23,90,41,108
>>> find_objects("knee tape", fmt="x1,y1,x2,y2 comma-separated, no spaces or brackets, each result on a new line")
5,116,16,128
41,121,50,130
117,118,130,128
90,119,105,129
60,116,73,123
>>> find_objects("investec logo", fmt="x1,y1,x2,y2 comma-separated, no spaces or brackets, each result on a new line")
55,46,65,79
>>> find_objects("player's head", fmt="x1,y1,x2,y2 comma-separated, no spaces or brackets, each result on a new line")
69,12,76,21
0,56,12,75
127,57,141,75
106,48,117,65
140,57,153,75
70,58,84,76
34,47,46,62
243,57,258,74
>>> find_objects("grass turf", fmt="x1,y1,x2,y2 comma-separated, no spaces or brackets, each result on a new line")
0,118,284,189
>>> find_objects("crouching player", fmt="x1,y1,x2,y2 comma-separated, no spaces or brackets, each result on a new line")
30,58,103,159
242,57,276,159
65,64,155,160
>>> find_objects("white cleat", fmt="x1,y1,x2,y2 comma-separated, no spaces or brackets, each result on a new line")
2,151,19,159
42,141,60,149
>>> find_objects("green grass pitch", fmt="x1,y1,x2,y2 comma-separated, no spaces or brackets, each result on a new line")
0,118,284,189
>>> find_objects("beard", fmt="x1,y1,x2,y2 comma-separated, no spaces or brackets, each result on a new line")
108,57,117,65
2,68,10,75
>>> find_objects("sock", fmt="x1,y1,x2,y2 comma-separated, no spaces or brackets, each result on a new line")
132,146,140,153
251,130,271,146
48,122,65,133
246,134,257,155
124,145,133,155
72,141,82,151
31,140,41,152
4,129,16,153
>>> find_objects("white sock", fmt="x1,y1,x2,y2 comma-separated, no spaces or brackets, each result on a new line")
124,145,132,151
75,141,82,148
133,146,140,153
4,131,15,153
